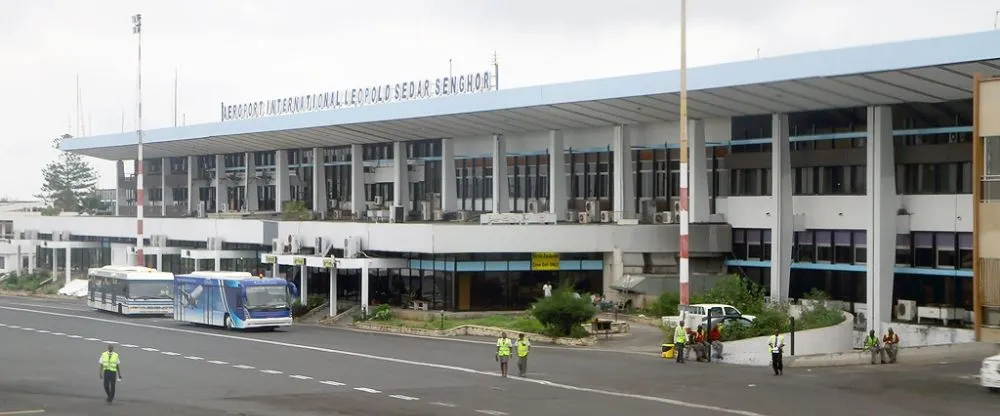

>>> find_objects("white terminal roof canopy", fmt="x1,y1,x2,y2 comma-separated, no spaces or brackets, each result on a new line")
59,30,1000,161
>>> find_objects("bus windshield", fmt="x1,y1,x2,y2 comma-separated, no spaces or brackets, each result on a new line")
245,285,289,311
127,280,173,299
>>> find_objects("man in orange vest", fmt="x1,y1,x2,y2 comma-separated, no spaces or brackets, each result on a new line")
881,328,900,364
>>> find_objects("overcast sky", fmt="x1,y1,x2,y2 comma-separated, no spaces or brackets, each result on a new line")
1,0,997,199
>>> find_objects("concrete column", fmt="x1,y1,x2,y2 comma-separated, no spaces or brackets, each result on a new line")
548,130,567,220
214,154,225,213
214,255,221,272
612,125,635,220
329,267,338,317
392,142,409,213
275,150,290,212
866,105,896,335
186,156,196,215
64,247,71,285
51,248,57,280
271,262,278,277
491,134,508,213
245,152,259,212
688,120,710,223
312,148,328,213
360,263,370,315
15,245,21,273
770,114,793,303
440,138,458,212
156,252,163,270
115,161,126,216
161,157,171,216
300,264,308,305
350,144,365,216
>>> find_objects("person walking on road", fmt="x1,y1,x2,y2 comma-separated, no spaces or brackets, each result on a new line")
768,329,784,376
673,322,688,363
515,333,531,377
496,331,513,378
99,344,123,403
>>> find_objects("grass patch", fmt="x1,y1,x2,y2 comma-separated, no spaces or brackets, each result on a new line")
1,271,53,293
375,312,546,334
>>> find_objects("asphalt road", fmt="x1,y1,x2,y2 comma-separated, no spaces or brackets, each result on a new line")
0,296,997,416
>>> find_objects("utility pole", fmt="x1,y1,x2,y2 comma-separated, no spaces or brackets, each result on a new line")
678,0,690,306
132,13,146,267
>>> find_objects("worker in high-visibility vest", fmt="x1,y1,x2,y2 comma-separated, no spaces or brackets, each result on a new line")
768,329,785,376
98,344,123,403
495,331,513,378
673,322,688,363
515,333,531,377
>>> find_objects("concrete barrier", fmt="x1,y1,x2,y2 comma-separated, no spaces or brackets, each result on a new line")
719,311,854,366
352,321,598,346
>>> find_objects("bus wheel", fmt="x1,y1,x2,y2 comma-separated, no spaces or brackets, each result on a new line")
223,315,232,330
117,304,123,314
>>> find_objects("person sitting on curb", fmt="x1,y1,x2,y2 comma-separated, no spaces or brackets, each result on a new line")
709,324,723,359
864,329,882,365
881,328,900,364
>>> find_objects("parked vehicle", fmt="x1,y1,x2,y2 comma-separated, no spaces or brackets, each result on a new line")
981,354,1000,393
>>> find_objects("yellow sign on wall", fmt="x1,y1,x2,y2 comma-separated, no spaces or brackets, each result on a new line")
322,258,335,268
263,255,277,264
531,252,560,271
293,257,306,265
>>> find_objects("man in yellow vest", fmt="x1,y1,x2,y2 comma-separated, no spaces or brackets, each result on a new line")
768,329,784,376
98,344,123,403
673,322,688,363
515,333,531,377
495,331,513,378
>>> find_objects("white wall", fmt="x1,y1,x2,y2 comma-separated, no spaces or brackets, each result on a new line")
853,322,976,348
452,118,732,156
720,311,855,366
722,195,972,232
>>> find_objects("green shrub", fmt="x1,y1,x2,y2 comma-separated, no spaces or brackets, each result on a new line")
281,200,312,221
1,271,52,293
690,274,766,315
797,290,846,330
370,304,394,321
648,291,680,318
531,284,597,337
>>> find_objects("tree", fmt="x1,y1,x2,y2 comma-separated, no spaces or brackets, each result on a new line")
37,134,100,214
530,282,597,337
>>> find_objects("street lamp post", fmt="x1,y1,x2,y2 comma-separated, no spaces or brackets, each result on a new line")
132,13,145,267
678,0,690,306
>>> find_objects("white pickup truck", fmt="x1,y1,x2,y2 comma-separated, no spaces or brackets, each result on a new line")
981,354,1000,393
662,303,756,328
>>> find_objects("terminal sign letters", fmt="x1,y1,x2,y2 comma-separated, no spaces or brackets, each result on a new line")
221,70,496,122
531,252,560,271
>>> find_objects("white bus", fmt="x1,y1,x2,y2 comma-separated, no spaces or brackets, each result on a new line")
87,265,175,315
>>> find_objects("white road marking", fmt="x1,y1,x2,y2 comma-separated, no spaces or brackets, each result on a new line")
232,364,255,370
475,411,509,416
0,305,772,416
289,375,313,380
66,335,81,339
161,352,181,356
208,360,229,365
354,387,381,393
8,325,20,329
958,374,981,380
319,380,345,386
22,327,34,331
51,332,65,336
7,302,90,312
0,409,47,415
84,337,100,341
430,402,457,407
184,356,204,361
104,340,118,344
36,330,49,333
0,323,6,326
260,370,283,375
121,344,138,348
389,394,419,401
142,348,159,352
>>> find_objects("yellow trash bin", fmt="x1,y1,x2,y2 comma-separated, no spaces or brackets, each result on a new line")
661,343,675,359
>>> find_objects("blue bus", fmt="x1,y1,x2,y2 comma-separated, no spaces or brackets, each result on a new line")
172,272,293,330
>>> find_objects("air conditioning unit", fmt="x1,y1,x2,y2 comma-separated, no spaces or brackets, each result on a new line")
290,236,302,253
585,200,600,218
457,211,471,222
655,212,675,224
566,210,579,223
599,211,613,223
432,210,444,221
526,198,540,214
391,206,405,223
150,235,167,247
206,237,222,250
895,299,917,322
374,195,384,207
344,236,362,259
271,238,283,253
314,237,324,252
577,212,592,224
420,201,432,221
639,199,657,223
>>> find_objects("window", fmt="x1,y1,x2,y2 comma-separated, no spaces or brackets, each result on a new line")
794,167,815,195
853,230,867,264
834,231,853,263
913,232,935,268
795,231,814,262
936,232,956,268
850,166,866,195
815,231,832,262
747,229,763,260
732,229,747,259
895,234,911,266
959,233,973,269
762,230,772,261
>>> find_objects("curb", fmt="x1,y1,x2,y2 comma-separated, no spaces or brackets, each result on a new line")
351,321,599,346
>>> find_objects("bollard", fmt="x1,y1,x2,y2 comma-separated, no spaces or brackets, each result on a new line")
789,316,796,356
440,310,445,330
706,309,713,363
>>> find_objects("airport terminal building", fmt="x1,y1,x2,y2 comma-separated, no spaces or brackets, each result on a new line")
5,31,1000,340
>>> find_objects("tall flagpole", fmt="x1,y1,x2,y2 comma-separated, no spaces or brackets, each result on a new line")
678,0,690,306
132,14,145,267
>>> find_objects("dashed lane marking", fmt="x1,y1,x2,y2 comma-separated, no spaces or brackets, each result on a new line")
232,364,255,370
475,411,509,416
84,337,100,341
319,381,345,386
121,344,138,348
207,360,229,365
0,305,772,416
161,352,181,356
354,387,381,394
35,330,49,333
142,348,159,352
289,375,313,380
260,370,283,375
389,394,419,401
66,335,81,339
431,402,457,408
8,325,20,329
51,332,65,336
22,328,34,331
0,409,46,415
184,356,204,361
